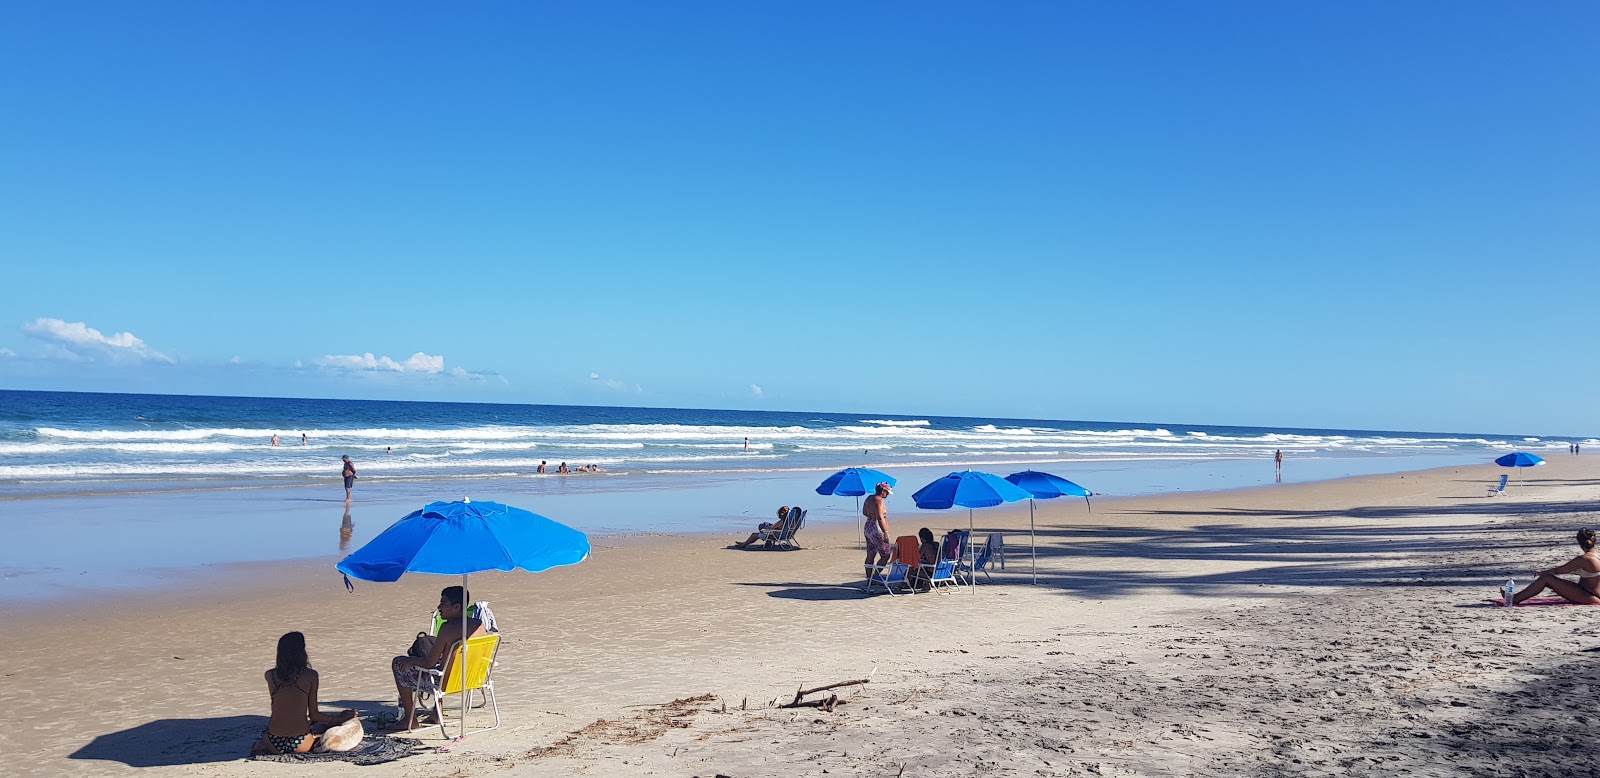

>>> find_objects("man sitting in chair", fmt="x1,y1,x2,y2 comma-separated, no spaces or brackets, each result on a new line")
387,586,486,732
731,505,793,548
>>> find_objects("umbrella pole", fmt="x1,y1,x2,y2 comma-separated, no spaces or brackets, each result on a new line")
460,572,469,743
856,495,862,550
1030,498,1037,586
969,507,976,594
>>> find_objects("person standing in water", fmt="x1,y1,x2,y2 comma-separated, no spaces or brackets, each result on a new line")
271,434,279,447
301,433,308,446
341,455,356,501
1274,449,1283,483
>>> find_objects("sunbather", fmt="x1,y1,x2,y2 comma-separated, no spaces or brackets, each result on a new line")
907,528,940,591
1508,528,1600,605
387,586,486,731
733,505,791,548
255,632,356,755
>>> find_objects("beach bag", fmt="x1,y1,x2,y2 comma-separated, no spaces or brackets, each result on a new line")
315,717,363,753
407,632,436,659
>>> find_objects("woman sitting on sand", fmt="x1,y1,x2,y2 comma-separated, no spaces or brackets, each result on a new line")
256,632,356,755
733,506,791,548
1508,528,1600,605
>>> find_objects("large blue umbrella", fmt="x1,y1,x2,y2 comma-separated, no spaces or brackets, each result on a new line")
337,498,589,740
912,471,1032,591
1005,470,1094,585
817,467,897,548
1493,452,1546,491
1494,452,1546,468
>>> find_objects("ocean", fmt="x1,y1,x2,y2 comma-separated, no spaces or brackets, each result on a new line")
1,389,1586,601
0,390,1581,498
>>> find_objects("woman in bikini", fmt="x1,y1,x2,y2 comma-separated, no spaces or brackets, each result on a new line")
1509,528,1600,605
732,506,791,548
257,632,356,754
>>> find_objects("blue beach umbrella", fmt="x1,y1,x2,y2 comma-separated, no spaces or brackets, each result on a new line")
912,471,1033,591
1494,452,1546,469
1005,470,1094,586
1493,452,1546,491
817,467,898,548
337,498,590,740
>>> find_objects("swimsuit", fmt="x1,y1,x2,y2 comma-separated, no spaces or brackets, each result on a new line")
265,732,312,754
266,670,313,753
1578,570,1600,579
392,655,438,690
863,517,892,557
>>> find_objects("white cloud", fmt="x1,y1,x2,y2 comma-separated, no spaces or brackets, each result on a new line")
0,347,14,358
317,351,445,374
229,355,243,365
590,372,627,391
21,318,173,363
750,384,763,397
294,360,304,369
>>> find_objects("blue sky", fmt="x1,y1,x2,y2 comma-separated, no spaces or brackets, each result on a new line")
1,3,1595,435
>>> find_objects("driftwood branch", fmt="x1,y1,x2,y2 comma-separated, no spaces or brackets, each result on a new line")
780,693,844,711
789,678,871,705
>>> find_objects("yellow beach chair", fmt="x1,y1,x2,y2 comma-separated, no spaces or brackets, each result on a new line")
419,633,502,738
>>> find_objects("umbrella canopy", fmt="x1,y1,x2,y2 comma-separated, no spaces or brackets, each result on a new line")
912,470,1032,509
1004,470,1091,500
1004,470,1093,586
338,499,590,583
816,467,898,497
1495,452,1547,468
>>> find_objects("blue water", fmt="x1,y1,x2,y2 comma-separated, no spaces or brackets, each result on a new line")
1,389,1583,602
0,390,1583,497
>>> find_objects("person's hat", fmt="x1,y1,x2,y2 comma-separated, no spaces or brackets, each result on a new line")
876,482,892,494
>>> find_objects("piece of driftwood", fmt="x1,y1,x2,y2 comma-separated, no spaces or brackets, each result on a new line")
788,678,870,706
780,693,843,711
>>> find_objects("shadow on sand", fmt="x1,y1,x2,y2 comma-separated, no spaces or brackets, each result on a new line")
69,714,266,767
735,581,865,601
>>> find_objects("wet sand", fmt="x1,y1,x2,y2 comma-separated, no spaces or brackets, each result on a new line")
4,457,1598,776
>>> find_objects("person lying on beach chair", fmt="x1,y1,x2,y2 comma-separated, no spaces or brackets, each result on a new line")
253,632,357,755
388,586,486,732
732,505,793,548
1505,528,1600,606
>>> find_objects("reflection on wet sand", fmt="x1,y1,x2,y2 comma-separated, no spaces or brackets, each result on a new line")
340,506,353,552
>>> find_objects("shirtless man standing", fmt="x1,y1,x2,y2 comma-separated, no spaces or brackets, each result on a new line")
862,482,893,581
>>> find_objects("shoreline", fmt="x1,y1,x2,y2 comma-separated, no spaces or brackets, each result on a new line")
1,455,1500,606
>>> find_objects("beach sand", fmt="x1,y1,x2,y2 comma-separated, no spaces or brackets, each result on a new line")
5,457,1598,776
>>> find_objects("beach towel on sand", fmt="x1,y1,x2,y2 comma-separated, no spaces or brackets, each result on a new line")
1489,596,1600,607
250,736,428,765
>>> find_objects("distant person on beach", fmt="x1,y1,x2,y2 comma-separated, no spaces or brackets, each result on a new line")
744,437,749,451
341,455,356,501
386,446,392,455
558,462,570,474
254,632,356,755
538,460,547,474
863,482,893,580
271,434,279,447
1274,449,1283,483
733,505,792,548
388,586,485,732
1506,529,1600,605
301,433,308,446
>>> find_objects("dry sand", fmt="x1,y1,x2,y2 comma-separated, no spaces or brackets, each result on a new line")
5,457,1598,777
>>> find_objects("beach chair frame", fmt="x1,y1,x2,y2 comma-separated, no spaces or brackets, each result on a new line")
1488,474,1508,496
928,531,969,593
760,507,806,550
417,633,502,739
